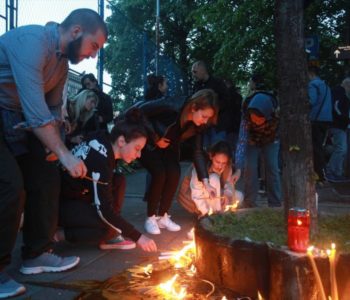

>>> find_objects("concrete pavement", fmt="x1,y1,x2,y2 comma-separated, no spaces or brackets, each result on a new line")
6,164,195,299
4,163,350,299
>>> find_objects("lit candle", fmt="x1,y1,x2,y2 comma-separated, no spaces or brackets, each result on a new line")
288,208,310,252
258,291,264,300
328,243,339,300
307,246,327,300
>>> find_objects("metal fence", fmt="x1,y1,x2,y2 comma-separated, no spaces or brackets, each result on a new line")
0,0,18,33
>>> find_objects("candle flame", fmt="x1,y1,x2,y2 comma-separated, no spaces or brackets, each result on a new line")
190,264,196,273
208,207,213,215
258,291,264,300
143,264,153,275
158,274,187,299
158,274,178,292
307,245,314,254
331,243,336,250
224,200,239,212
170,241,196,269
221,297,228,300
297,219,302,226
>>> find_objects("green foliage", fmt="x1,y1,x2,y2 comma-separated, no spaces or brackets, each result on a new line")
105,0,349,111
305,0,350,85
191,0,276,86
209,209,350,252
105,0,147,109
105,0,204,111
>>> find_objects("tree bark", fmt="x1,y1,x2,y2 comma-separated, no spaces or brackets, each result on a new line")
275,0,317,233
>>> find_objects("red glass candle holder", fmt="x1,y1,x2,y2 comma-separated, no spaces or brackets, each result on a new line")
287,207,310,253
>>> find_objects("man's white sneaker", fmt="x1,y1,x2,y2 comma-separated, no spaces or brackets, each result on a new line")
157,213,181,232
144,215,161,235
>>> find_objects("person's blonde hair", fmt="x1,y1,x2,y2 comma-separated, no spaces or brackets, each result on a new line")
68,90,98,127
180,89,218,128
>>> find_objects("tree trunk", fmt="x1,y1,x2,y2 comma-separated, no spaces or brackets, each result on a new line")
275,0,317,233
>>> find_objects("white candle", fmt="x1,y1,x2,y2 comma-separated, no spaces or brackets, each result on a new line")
307,246,327,300
328,243,339,300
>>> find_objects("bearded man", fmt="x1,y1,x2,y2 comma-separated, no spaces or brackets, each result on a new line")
0,9,107,298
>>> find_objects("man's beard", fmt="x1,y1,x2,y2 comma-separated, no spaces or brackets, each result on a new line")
66,36,83,64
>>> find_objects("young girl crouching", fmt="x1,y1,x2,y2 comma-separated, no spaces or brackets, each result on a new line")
178,141,243,217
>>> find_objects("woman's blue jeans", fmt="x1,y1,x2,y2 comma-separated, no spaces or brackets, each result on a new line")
243,141,282,207
326,128,347,177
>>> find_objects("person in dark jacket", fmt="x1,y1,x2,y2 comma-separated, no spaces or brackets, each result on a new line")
143,74,171,202
137,89,219,235
81,73,113,131
234,74,281,208
58,108,157,252
223,78,243,152
145,74,168,101
192,61,230,146
324,77,350,181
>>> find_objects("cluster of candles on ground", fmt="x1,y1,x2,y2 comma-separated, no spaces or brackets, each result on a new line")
138,201,265,299
154,201,243,299
155,239,264,299
287,207,339,300
133,204,339,299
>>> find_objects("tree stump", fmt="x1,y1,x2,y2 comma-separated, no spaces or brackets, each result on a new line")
195,216,350,299
195,217,270,299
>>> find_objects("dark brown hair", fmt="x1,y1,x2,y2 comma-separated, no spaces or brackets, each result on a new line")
61,8,108,39
81,73,98,87
110,108,151,143
145,74,166,100
208,140,233,184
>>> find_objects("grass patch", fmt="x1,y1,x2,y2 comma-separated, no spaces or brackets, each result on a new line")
209,209,350,252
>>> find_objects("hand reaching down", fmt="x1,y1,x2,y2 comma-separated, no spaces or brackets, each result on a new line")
137,235,157,252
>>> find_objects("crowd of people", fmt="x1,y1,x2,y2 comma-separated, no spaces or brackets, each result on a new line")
0,8,349,300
